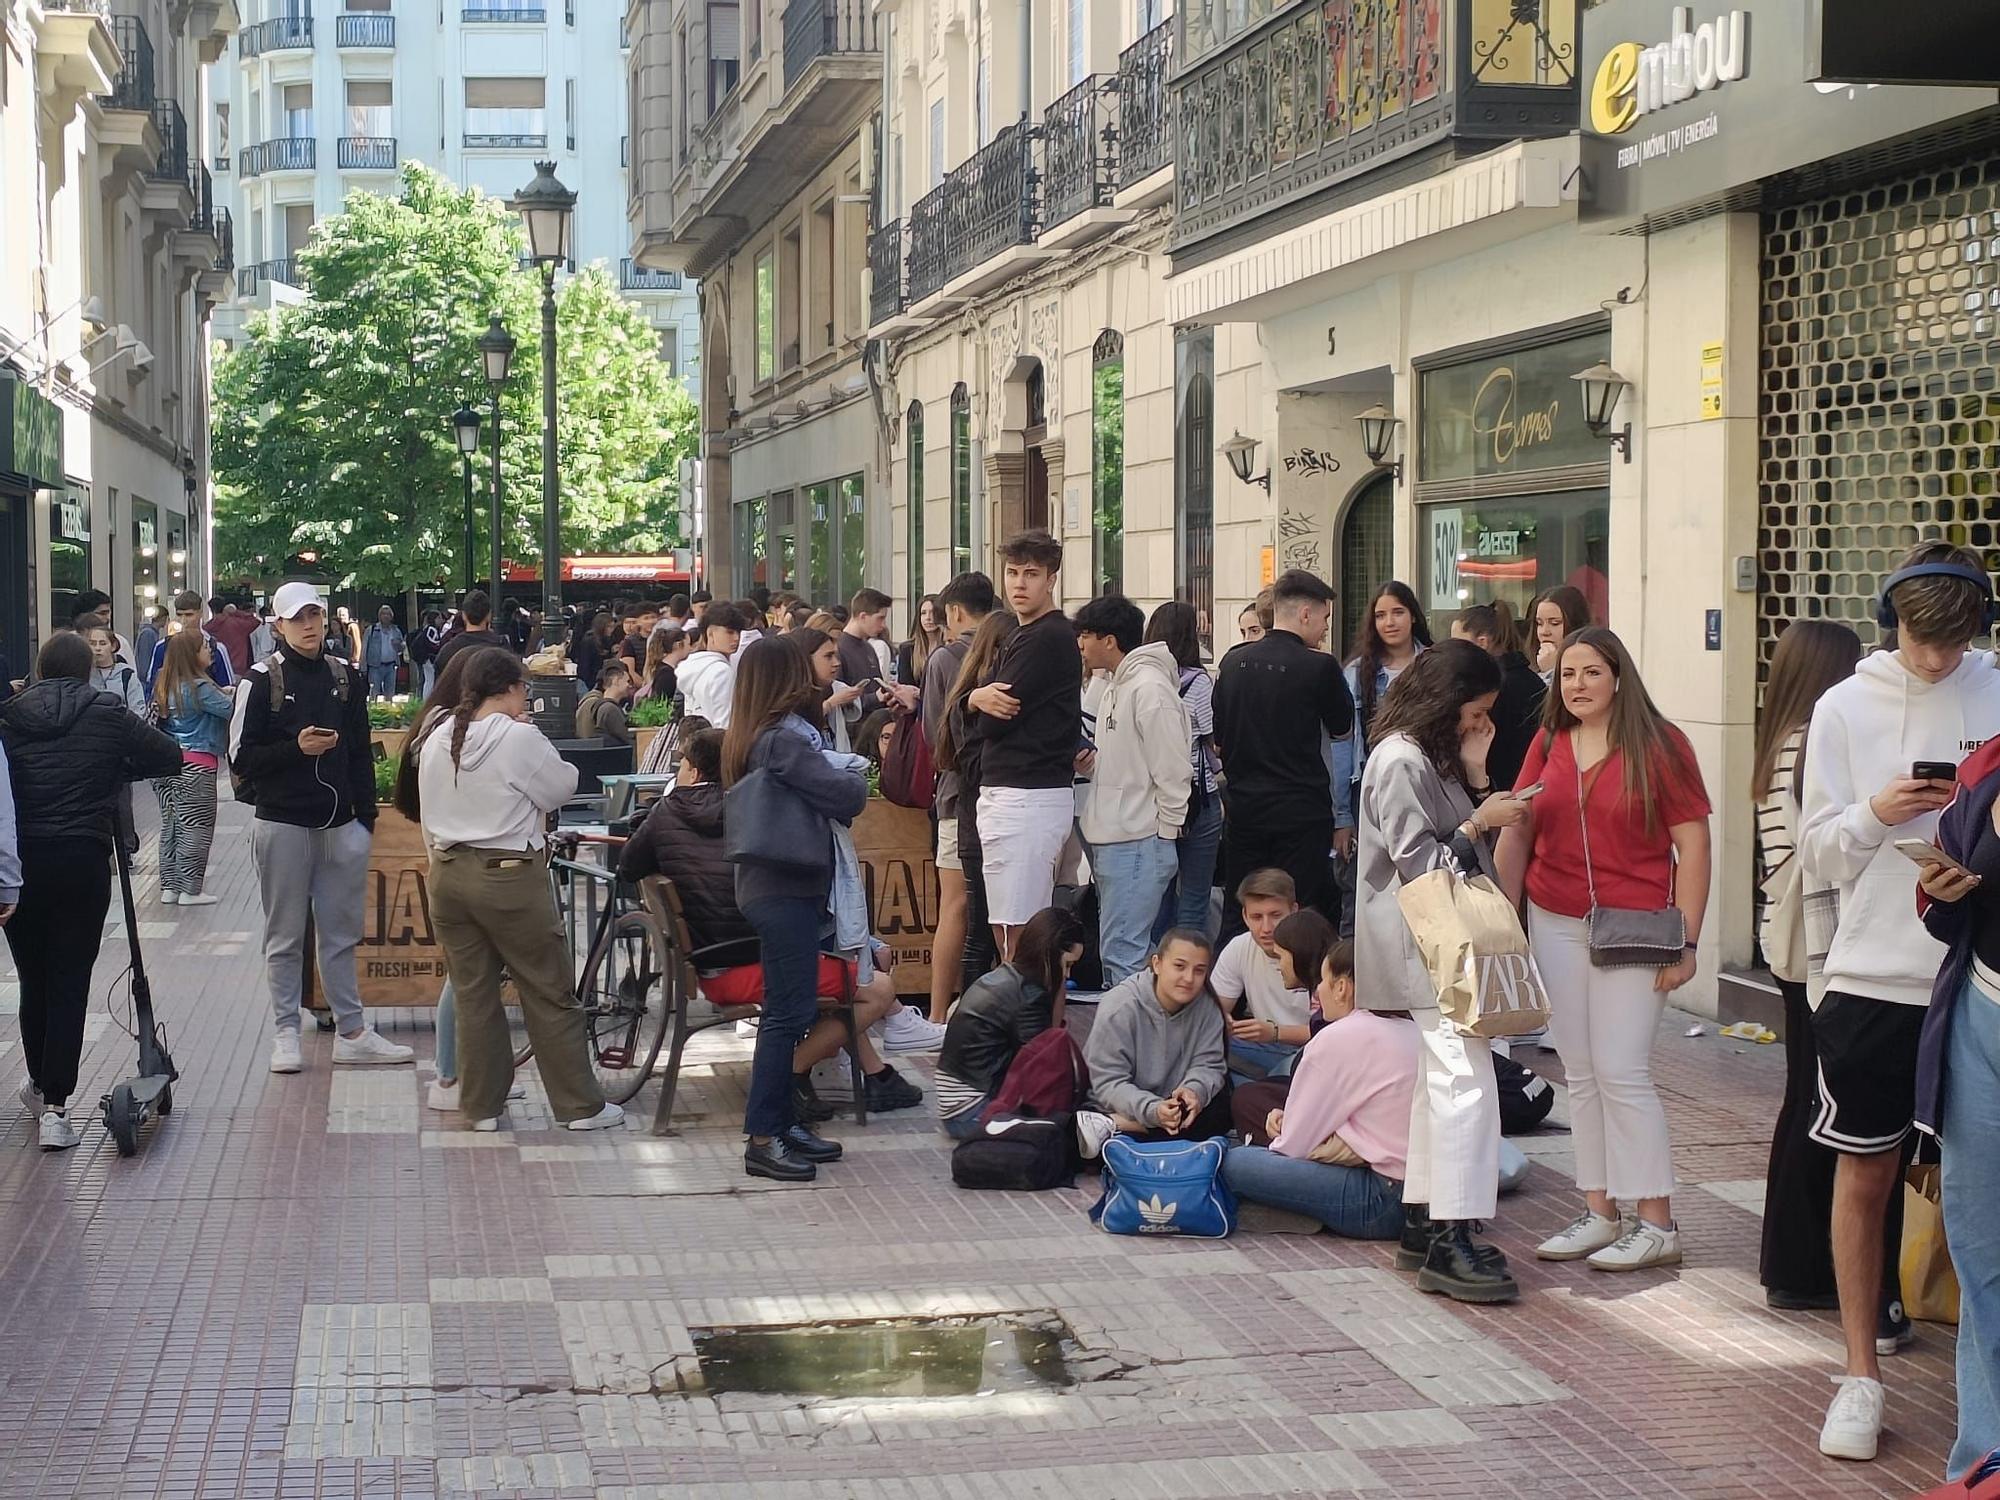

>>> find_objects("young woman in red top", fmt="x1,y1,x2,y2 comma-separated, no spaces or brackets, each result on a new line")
1496,626,1712,1273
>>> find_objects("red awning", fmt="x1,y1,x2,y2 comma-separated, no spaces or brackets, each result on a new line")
502,556,692,584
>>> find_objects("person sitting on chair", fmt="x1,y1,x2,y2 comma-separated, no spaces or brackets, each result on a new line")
617,728,922,1117
574,661,635,745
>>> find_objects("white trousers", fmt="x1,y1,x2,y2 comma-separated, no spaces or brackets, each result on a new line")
1403,1004,1500,1221
1529,903,1676,1202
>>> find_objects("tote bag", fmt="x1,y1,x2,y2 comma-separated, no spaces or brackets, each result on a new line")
1396,867,1554,1039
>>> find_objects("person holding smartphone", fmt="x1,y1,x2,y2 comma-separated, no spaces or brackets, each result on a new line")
229,582,413,1075
1798,541,2000,1463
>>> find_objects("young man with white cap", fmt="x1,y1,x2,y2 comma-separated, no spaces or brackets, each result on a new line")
229,581,414,1072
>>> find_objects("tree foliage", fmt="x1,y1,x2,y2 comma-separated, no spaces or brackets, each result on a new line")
212,164,697,593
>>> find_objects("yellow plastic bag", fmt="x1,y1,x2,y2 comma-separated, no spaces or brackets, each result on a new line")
1902,1163,1960,1326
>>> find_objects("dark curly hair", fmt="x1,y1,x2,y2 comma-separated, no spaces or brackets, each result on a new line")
1368,637,1502,783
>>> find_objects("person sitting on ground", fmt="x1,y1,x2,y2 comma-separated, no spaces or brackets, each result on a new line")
1211,868,1315,1084
1230,907,1337,1137
617,727,924,1117
574,661,636,744
934,906,1088,1139
1221,941,1419,1238
1079,929,1230,1150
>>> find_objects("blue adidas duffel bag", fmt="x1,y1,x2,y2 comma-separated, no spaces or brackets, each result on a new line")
1088,1135,1236,1238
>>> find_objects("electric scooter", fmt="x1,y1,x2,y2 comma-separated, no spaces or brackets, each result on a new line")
99,836,179,1155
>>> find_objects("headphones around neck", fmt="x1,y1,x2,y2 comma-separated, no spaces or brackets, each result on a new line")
1875,561,1998,634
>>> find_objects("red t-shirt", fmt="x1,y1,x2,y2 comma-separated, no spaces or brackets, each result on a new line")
1514,727,1711,919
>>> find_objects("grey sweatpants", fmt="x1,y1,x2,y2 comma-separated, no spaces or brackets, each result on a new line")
252,818,372,1035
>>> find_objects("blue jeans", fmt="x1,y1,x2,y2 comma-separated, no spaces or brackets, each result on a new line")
368,663,397,697
1221,1145,1405,1239
1093,834,1179,987
938,1098,992,1140
1943,975,2000,1479
742,896,825,1139
435,977,457,1078
1157,798,1223,940
1228,1036,1300,1088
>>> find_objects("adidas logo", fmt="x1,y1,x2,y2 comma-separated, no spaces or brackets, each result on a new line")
1137,1193,1179,1232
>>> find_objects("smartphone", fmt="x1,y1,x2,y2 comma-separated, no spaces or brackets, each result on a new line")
1513,783,1545,801
1912,760,1959,782
1894,838,1974,877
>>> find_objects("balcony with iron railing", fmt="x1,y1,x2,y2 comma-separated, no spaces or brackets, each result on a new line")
466,130,547,149
1169,0,1577,253
1041,76,1116,232
782,0,876,92
1116,21,1171,190
240,137,317,176
150,99,190,186
335,11,394,47
103,14,155,111
906,121,1039,305
619,259,683,290
238,10,314,56
462,4,546,19
216,208,234,272
189,164,218,234
236,257,300,296
337,135,397,169
868,217,903,325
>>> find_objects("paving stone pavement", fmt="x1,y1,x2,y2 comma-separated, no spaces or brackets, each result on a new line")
0,791,1962,1499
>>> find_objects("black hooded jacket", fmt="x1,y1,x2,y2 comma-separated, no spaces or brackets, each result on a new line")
228,640,376,829
0,677,182,847
617,781,754,957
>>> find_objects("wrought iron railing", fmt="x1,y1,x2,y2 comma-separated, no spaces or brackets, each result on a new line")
235,257,300,296
335,11,394,46
150,99,189,185
238,10,314,55
239,137,317,176
215,208,234,272
189,165,217,233
869,219,903,323
906,122,1038,303
1116,22,1171,186
104,15,155,111
619,259,683,289
1042,76,1115,229
465,132,547,149
782,0,877,92
337,136,398,169
462,4,546,19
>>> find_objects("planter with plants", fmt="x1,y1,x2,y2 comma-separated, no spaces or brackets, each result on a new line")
630,695,674,767
368,696,421,760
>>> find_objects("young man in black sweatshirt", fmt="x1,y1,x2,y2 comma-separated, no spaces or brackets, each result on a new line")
967,530,1083,958
1213,569,1354,936
229,581,413,1075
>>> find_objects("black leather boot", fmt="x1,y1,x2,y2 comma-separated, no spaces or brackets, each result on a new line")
1395,1203,1433,1272
780,1123,843,1162
792,1076,837,1123
744,1135,817,1182
1416,1220,1519,1304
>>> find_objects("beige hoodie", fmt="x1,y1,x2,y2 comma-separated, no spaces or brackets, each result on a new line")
1080,641,1192,846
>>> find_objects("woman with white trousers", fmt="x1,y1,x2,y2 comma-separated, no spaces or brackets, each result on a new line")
1497,625,1711,1273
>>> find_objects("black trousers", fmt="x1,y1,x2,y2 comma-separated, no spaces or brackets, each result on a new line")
957,842,999,992
1218,810,1336,942
7,837,114,1109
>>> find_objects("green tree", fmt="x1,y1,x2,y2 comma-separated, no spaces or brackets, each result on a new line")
212,163,696,593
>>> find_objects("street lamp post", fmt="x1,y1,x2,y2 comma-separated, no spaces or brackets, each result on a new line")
510,161,577,637
451,404,482,592
476,315,515,602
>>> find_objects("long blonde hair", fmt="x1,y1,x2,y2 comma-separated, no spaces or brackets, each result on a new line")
151,628,210,718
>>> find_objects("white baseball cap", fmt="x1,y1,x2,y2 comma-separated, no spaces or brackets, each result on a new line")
271,581,325,619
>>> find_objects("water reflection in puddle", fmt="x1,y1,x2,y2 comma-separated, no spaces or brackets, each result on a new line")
693,1316,1074,1399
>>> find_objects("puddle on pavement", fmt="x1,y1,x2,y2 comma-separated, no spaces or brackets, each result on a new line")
691,1314,1074,1400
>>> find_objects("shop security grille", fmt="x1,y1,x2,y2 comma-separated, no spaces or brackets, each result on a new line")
1758,153,2000,685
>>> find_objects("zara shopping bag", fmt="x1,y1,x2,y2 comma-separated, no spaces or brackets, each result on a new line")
1089,1136,1236,1238
1396,867,1554,1039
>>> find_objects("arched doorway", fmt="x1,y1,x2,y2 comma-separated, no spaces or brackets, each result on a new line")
1338,473,1394,661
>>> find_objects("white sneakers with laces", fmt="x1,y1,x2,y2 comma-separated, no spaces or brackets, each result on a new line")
332,1027,416,1066
178,891,219,907
39,1110,80,1151
269,1031,304,1074
1074,1110,1116,1162
567,1102,626,1132
18,1078,43,1113
1819,1374,1886,1461
159,891,178,906
1535,1210,1624,1261
877,1005,948,1053
1585,1219,1681,1272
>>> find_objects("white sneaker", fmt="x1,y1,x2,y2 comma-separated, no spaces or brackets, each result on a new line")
178,891,219,907
270,1031,304,1074
734,1018,761,1038
427,1078,525,1111
1075,1110,1117,1161
1819,1375,1885,1461
470,1115,502,1133
878,1006,948,1053
18,1078,43,1113
39,1110,80,1151
1535,1210,1624,1261
159,890,178,905
332,1027,416,1066
567,1102,626,1132
1586,1218,1682,1272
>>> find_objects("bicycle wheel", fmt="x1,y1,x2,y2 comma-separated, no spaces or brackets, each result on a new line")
576,911,670,1103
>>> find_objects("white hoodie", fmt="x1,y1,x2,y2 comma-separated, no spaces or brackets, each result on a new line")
417,713,579,851
1799,648,2000,1006
1080,641,1193,846
678,649,735,727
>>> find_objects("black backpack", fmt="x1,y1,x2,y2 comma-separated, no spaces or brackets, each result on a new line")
950,1115,1076,1191
229,651,352,806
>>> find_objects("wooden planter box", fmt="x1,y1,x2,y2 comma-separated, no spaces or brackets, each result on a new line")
631,724,662,766
371,726,409,761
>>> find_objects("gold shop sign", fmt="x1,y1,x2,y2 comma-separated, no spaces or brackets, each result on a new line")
1419,332,1608,483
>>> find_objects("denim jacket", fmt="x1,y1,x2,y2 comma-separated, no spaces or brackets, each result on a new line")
161,678,234,757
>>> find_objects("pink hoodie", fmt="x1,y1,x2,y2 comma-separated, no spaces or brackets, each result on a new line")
1270,1010,1421,1179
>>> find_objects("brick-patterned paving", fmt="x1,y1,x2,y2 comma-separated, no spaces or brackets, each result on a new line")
0,791,1961,1499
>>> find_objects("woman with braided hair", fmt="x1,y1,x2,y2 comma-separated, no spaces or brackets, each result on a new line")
414,647,621,1133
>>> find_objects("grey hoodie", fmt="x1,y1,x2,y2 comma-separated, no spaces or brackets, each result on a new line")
1084,969,1228,1122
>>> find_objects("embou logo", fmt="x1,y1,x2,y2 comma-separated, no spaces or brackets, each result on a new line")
1591,5,1748,136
